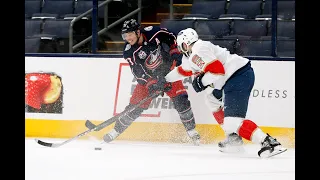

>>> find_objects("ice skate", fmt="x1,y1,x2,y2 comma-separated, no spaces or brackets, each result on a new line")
258,133,287,158
187,129,201,146
218,132,244,153
103,129,120,143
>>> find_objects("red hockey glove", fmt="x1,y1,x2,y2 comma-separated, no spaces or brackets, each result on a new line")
170,44,182,67
145,78,172,96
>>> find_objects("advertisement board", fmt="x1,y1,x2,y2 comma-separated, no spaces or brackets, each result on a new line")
25,57,295,146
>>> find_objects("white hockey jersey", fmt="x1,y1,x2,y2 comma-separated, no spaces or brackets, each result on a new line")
165,39,249,90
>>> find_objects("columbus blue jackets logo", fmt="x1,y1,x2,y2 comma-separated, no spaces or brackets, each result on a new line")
145,46,163,70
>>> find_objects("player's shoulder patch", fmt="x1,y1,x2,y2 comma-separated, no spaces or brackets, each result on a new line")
124,44,131,51
144,26,153,31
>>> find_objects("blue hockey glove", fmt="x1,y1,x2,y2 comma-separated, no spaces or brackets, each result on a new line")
192,73,208,93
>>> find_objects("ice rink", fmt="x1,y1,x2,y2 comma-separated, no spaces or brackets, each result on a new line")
25,138,295,180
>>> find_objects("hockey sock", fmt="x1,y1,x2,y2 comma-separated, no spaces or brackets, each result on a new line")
238,119,267,144
213,108,224,125
114,106,144,134
179,106,196,131
172,94,196,131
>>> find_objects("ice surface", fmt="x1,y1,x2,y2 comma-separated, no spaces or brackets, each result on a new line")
25,138,294,180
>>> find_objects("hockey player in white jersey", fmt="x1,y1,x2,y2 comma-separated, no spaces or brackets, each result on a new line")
165,28,287,158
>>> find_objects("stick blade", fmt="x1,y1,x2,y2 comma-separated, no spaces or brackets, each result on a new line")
35,139,59,148
85,120,97,130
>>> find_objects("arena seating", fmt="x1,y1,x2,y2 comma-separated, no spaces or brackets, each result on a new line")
25,19,42,38
25,37,41,53
25,0,42,19
183,1,226,19
224,1,263,19
25,0,295,57
277,39,295,57
160,19,196,35
185,0,295,21
231,19,269,37
159,18,295,57
194,19,231,39
25,18,89,53
272,20,295,39
263,0,295,20
35,1,74,19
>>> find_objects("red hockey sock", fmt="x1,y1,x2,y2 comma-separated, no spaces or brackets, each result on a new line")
213,108,224,125
238,119,258,141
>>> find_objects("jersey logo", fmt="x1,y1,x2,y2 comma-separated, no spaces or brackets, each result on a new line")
145,46,163,70
124,44,131,51
138,50,147,59
191,54,205,69
144,26,153,31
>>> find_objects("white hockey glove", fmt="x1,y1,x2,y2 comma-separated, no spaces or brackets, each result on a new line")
205,88,224,113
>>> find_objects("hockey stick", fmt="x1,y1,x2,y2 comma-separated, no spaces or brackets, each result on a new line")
35,91,162,148
85,83,172,130
85,90,162,131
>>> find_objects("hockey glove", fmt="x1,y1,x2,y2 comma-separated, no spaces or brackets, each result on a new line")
146,77,172,96
192,72,208,93
170,44,182,67
207,89,224,113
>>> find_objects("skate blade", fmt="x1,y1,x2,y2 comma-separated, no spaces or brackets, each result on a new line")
260,147,287,158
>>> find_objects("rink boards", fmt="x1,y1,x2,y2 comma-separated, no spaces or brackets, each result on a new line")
25,56,295,147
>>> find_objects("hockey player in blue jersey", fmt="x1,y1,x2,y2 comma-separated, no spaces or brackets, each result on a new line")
102,19,201,145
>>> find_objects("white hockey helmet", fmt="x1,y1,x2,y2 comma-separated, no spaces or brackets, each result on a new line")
176,28,199,56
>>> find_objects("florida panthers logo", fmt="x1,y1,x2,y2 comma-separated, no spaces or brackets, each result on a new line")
145,46,163,71
192,54,205,69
